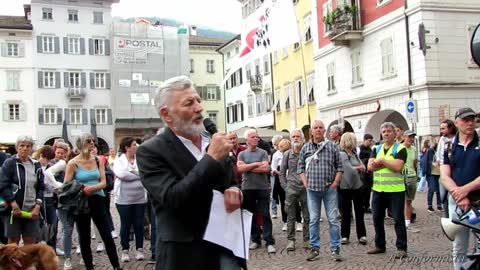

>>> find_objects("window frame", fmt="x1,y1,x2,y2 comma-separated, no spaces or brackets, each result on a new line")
93,38,105,55
68,37,80,54
42,7,53,20
93,11,104,24
69,72,81,89
44,107,57,125
69,108,82,125
68,9,78,22
351,49,362,85
95,108,107,124
6,71,20,90
327,62,336,93
43,71,55,88
42,36,55,53
95,72,106,89
206,60,215,73
207,111,218,125
381,37,395,78
307,73,315,103
322,0,333,36
247,96,254,117
206,86,217,100
7,43,19,57
8,103,20,121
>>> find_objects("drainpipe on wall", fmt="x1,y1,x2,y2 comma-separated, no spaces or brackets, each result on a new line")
404,0,413,95
270,53,277,130
218,50,228,132
404,0,416,133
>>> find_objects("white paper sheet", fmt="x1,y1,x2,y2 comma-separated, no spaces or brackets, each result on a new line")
203,190,252,260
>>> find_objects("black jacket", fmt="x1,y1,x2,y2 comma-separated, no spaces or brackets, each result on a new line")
137,127,244,269
0,155,44,211
57,180,88,215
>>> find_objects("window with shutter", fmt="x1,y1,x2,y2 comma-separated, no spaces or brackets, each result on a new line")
95,108,107,124
6,43,19,57
381,37,395,78
6,71,20,90
93,38,105,55
44,107,57,124
95,73,106,89
42,36,55,53
69,108,82,124
68,37,80,54
8,103,20,121
43,71,55,88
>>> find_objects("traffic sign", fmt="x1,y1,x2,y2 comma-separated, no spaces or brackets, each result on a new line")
406,99,417,123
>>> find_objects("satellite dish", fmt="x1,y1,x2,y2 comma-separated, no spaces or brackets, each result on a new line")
471,23,480,67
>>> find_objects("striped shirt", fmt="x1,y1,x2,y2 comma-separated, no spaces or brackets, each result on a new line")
297,140,343,191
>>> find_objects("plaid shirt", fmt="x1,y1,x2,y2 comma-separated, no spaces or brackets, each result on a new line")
297,140,343,191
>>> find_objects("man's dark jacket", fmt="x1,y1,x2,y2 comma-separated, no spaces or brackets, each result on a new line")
136,127,244,269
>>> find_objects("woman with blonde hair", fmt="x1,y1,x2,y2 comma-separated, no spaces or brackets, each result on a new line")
63,133,121,270
44,141,73,268
338,132,367,245
271,138,291,231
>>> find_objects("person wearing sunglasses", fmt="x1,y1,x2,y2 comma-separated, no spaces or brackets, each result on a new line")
63,133,121,270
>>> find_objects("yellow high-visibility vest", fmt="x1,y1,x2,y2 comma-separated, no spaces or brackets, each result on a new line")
372,143,406,193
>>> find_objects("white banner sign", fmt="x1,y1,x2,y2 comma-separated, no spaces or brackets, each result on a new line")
113,37,164,64
130,93,150,104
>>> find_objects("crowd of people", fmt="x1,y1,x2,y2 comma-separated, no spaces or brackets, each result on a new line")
0,134,156,270
0,74,479,270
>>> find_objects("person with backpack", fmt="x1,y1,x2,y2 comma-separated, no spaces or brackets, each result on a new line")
113,137,147,262
367,122,408,259
441,107,480,270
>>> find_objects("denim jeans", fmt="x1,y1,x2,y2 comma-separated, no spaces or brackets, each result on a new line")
306,187,341,251
427,175,441,208
371,191,407,250
76,195,119,269
448,195,475,270
57,208,74,258
242,189,274,245
116,203,146,250
43,196,58,249
270,176,277,214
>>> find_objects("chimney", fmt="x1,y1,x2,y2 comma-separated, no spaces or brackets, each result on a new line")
190,25,197,36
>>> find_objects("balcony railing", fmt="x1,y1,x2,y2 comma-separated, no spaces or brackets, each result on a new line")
66,88,86,100
250,74,262,92
324,5,362,46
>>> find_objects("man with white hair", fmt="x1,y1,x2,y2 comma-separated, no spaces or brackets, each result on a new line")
137,76,244,269
280,129,310,251
238,129,276,253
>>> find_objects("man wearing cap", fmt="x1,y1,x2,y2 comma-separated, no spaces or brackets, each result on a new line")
441,107,480,270
402,131,419,232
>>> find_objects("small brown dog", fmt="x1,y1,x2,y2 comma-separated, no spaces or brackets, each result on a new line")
0,243,58,270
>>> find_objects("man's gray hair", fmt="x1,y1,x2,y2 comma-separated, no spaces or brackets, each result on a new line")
310,119,325,128
16,135,34,148
244,128,257,139
330,124,343,135
271,135,283,145
290,129,305,142
154,75,194,113
380,122,397,132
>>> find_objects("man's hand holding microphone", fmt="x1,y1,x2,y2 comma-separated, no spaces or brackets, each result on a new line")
204,118,243,213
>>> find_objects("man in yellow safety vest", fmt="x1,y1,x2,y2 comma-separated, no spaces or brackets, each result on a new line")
367,122,408,259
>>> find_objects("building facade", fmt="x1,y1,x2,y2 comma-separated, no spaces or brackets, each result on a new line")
0,10,35,153
110,20,189,147
313,0,480,142
31,0,118,153
273,0,317,137
189,34,227,132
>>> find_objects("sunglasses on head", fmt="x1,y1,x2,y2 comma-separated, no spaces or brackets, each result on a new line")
86,139,94,143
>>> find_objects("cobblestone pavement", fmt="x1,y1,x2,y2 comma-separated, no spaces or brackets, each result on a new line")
62,192,458,269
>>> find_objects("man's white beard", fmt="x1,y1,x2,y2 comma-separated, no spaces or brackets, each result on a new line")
171,113,205,137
